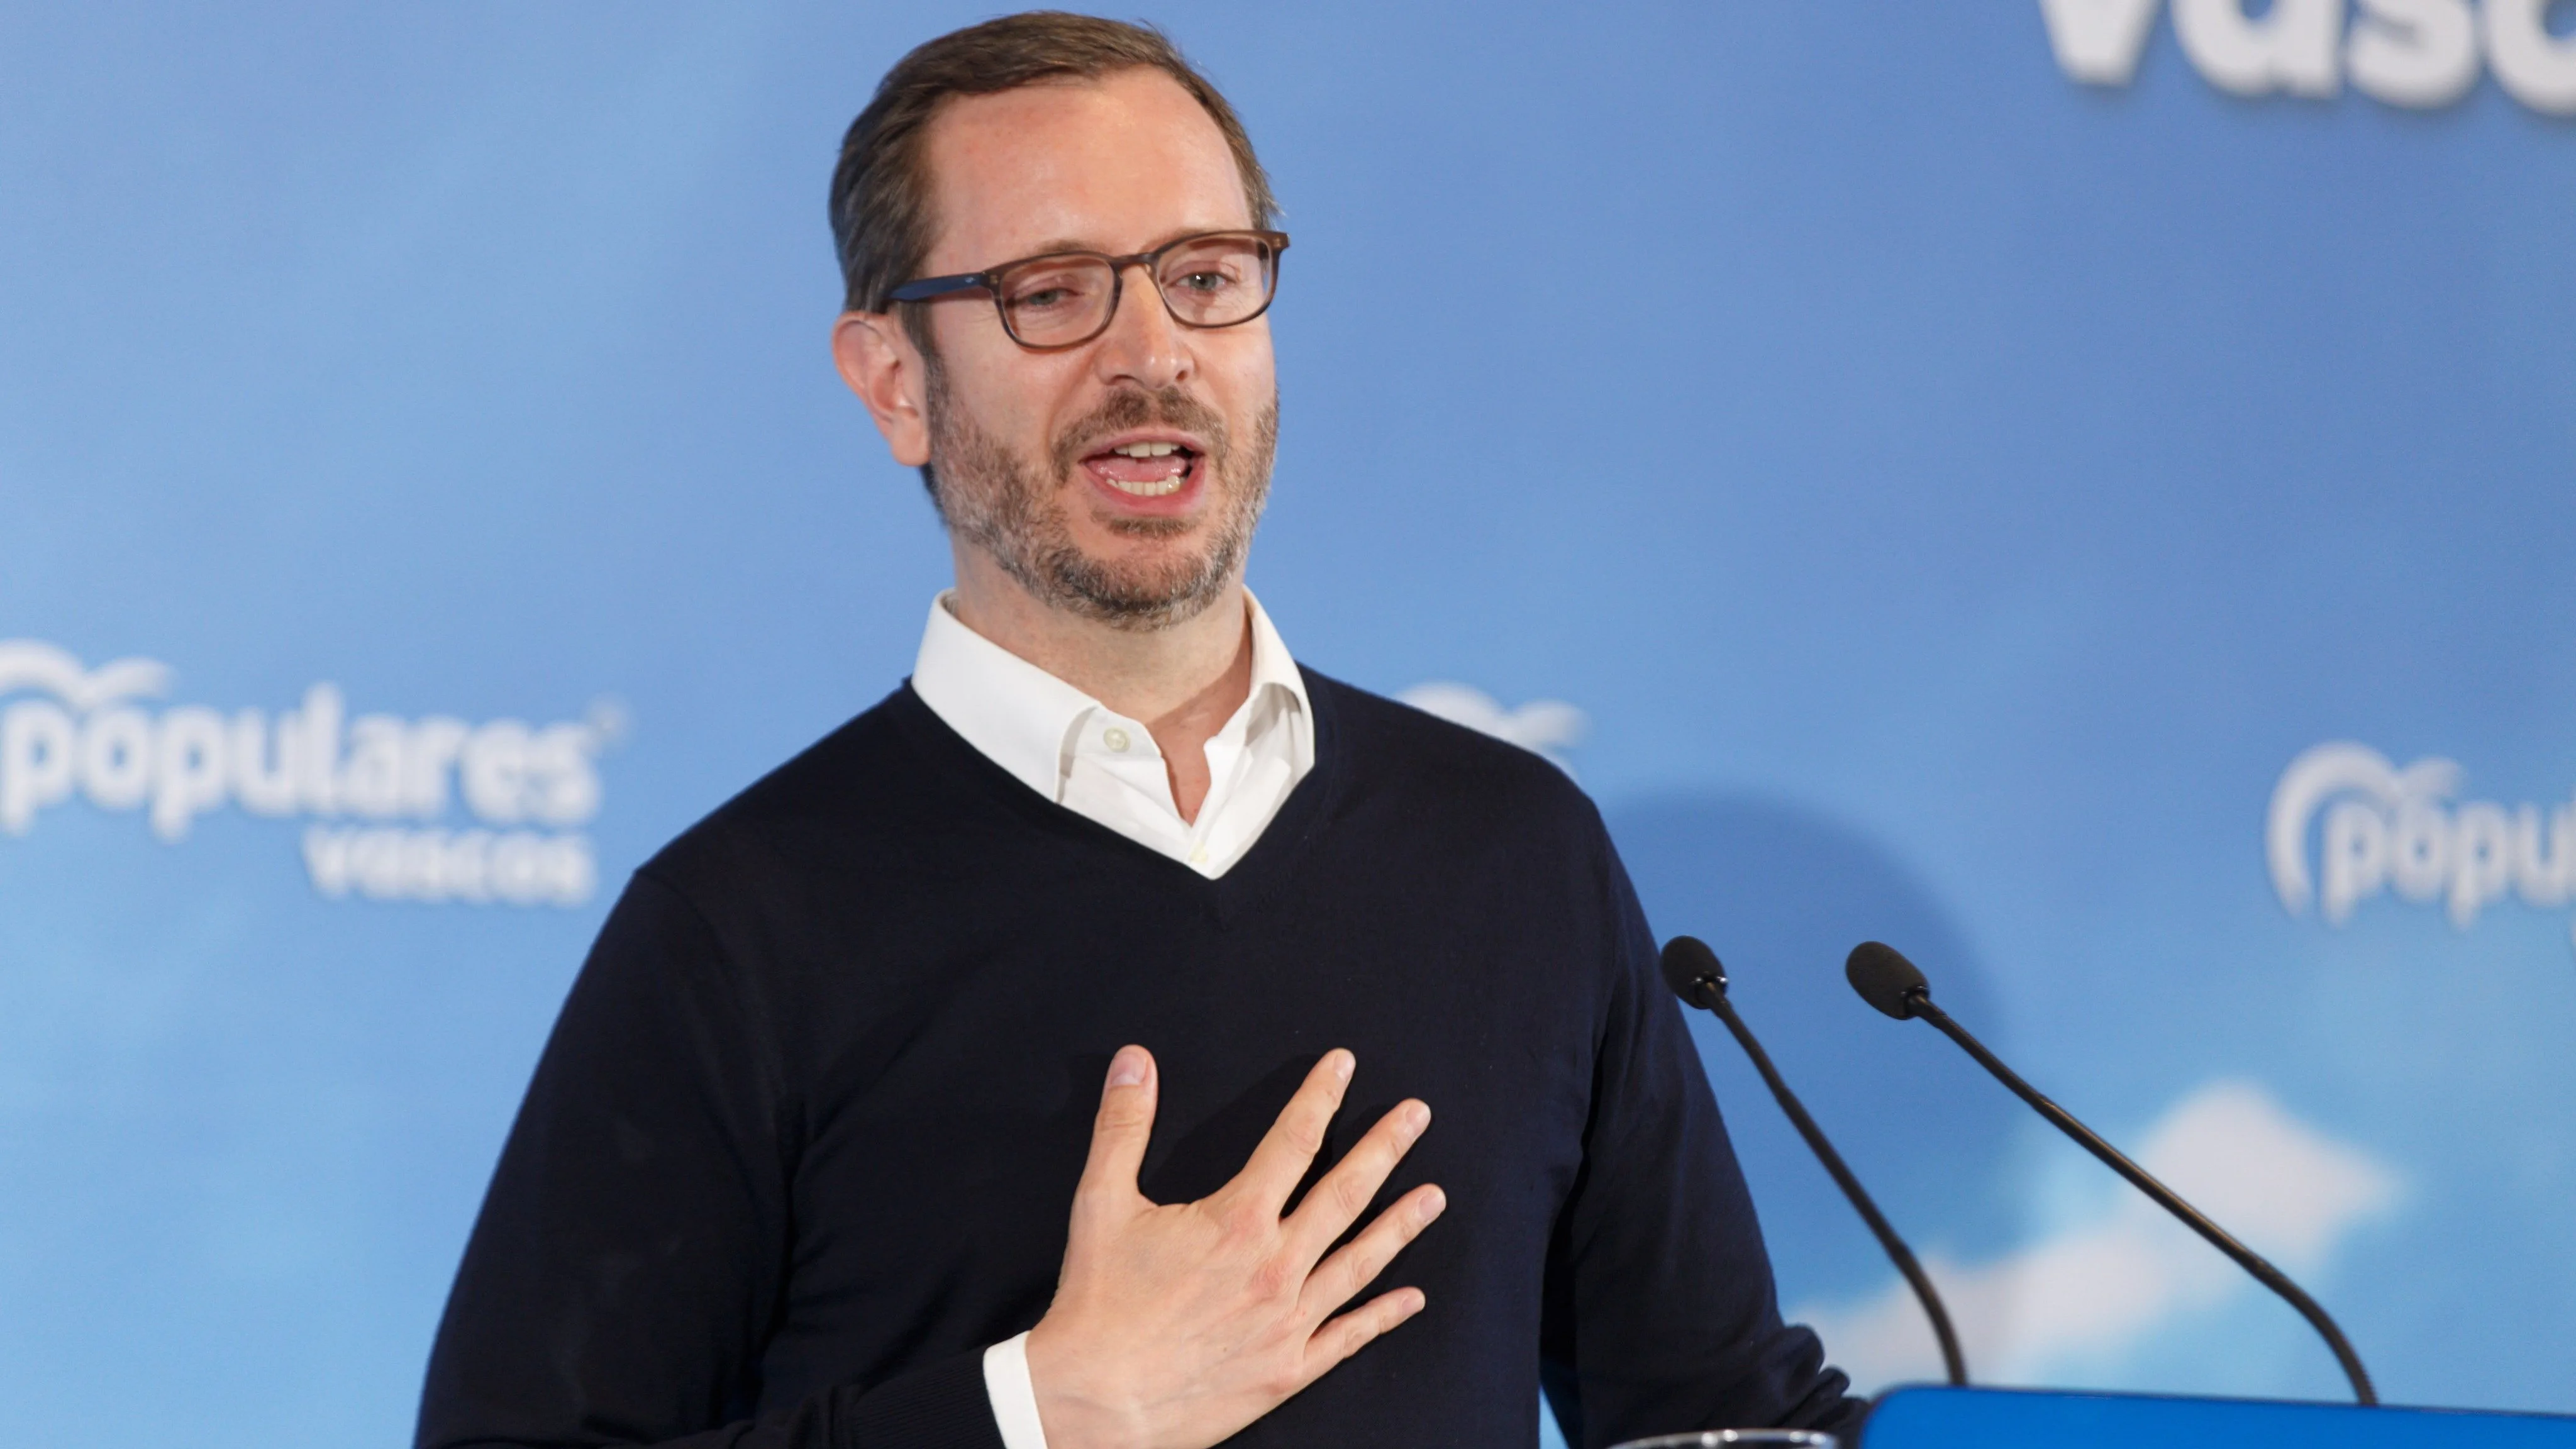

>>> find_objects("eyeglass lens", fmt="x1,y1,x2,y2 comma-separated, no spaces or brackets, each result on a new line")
996,234,1277,347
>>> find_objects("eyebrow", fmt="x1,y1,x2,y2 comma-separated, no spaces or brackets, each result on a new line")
1004,227,1236,261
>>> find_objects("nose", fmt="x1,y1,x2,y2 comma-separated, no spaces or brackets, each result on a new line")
1087,262,1192,392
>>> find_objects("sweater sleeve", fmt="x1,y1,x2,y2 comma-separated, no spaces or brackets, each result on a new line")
414,872,1007,1449
1537,833,1868,1449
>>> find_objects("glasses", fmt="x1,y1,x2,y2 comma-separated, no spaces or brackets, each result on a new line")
886,229,1290,350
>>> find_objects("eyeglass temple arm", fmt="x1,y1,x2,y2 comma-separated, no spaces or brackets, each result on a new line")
883,273,992,304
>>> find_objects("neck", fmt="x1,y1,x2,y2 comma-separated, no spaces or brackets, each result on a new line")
947,541,1255,823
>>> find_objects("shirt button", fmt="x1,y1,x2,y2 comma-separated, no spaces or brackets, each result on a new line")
1189,842,1209,865
1102,726,1131,753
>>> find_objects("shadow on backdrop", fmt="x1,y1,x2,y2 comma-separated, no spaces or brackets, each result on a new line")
1604,793,2026,1313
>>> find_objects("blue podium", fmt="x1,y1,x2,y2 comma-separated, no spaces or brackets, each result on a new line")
1858,1387,2576,1447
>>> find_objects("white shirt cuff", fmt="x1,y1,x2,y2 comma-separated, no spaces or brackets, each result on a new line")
982,1331,1051,1449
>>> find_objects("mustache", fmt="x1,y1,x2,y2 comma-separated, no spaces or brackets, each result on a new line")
1049,386,1230,478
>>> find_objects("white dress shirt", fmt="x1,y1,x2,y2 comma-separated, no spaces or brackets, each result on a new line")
908,587,1317,1449
910,589,1316,879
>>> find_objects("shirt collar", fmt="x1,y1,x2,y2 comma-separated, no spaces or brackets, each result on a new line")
1239,589,1312,743
909,589,1309,801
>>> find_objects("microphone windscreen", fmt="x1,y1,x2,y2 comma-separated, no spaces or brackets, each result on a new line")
1846,941,1929,1019
1659,935,1727,1003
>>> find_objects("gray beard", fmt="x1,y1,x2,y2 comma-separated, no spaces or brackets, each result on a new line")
924,371,1279,633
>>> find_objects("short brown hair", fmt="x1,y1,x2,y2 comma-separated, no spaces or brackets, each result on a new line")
828,12,1278,316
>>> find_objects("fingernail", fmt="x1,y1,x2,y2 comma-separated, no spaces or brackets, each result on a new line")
1420,1187,1447,1221
1106,1048,1148,1088
1331,1050,1354,1082
1404,1101,1430,1135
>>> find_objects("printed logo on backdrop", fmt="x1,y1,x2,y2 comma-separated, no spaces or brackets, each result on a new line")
1396,682,1587,774
2268,741,2576,948
2041,0,2576,113
0,640,614,908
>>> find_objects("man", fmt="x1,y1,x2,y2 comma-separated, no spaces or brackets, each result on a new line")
418,14,1860,1449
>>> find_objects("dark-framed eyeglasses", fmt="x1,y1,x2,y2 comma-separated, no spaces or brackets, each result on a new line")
886,229,1290,351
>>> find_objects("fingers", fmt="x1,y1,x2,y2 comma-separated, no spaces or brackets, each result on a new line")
1301,1286,1428,1387
1283,1097,1431,1262
1075,1046,1158,1208
1231,1049,1356,1213
1299,1182,1445,1323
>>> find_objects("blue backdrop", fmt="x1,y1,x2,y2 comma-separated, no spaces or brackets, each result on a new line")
4,3,2573,1445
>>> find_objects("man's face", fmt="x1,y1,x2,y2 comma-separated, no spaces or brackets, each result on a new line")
909,69,1279,631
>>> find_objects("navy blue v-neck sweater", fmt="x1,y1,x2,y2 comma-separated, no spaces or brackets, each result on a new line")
418,672,1860,1449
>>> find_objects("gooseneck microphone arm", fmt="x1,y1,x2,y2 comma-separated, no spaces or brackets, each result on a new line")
1843,941,2376,1406
1660,938,1968,1387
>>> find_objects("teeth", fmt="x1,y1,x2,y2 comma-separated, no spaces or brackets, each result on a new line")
1111,441,1182,457
1106,476,1185,497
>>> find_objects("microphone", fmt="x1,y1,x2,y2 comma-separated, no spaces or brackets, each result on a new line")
1845,940,2377,1406
1660,936,1968,1387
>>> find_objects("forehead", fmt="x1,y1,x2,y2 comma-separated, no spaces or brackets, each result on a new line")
918,68,1253,269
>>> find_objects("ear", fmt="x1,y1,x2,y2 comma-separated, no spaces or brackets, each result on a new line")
832,310,932,467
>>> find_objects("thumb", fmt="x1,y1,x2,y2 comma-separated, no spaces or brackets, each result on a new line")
1077,1045,1157,1206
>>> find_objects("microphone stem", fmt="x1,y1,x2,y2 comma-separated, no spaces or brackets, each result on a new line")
1911,997,2377,1406
1704,991,1968,1387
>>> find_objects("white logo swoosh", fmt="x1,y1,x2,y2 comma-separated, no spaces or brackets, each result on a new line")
0,640,174,713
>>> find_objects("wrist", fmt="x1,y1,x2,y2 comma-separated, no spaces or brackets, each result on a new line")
1024,1314,1148,1449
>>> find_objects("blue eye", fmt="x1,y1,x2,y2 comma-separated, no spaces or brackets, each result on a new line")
1004,265,1104,314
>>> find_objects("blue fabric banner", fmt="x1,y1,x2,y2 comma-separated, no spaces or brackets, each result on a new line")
3,4,2571,1443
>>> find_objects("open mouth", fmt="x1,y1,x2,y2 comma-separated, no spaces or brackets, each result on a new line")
1081,438,1202,499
